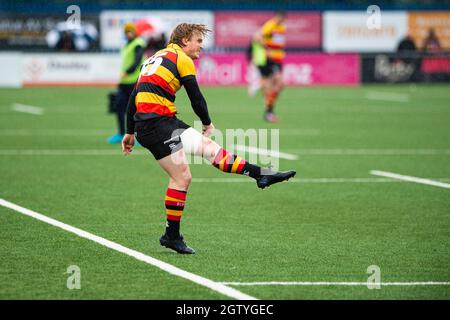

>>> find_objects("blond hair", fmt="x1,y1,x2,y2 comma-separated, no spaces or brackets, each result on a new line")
169,23,211,47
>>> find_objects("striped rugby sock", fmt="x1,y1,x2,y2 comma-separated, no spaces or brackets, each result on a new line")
165,188,187,239
265,90,278,112
212,148,262,179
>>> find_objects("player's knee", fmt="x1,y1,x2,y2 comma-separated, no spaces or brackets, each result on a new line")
178,167,192,189
200,138,219,159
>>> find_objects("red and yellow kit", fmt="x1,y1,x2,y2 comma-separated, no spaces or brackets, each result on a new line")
261,18,286,63
134,43,196,119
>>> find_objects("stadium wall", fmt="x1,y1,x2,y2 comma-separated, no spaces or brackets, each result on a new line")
0,52,360,87
1,9,449,87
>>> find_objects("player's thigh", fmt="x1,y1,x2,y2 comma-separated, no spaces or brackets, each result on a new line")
157,148,191,182
273,71,283,89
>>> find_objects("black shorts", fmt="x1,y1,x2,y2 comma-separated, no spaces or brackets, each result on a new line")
258,60,282,78
135,116,190,160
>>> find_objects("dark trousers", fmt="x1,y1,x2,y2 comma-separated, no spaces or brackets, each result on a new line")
116,83,135,135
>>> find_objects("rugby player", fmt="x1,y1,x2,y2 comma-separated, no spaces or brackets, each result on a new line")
253,11,286,123
122,23,295,254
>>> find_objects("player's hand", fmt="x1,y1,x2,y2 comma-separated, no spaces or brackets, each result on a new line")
122,133,135,155
202,123,215,137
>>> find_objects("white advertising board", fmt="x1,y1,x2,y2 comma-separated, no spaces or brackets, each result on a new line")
100,10,214,50
0,53,23,87
323,11,408,52
22,53,120,86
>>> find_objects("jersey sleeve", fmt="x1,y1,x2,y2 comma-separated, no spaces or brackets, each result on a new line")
261,20,274,37
177,53,196,83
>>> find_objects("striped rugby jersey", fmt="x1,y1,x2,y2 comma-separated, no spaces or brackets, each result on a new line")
261,18,286,63
134,43,196,120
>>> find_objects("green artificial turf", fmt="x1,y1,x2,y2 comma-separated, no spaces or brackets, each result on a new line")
0,85,449,299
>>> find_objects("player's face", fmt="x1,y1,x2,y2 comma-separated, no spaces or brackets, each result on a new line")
182,32,204,60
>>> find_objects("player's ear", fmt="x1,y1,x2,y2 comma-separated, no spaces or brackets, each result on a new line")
181,37,190,46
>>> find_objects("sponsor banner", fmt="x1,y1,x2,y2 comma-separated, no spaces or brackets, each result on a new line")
283,54,359,85
323,11,408,52
408,12,450,50
100,10,214,50
361,53,450,83
214,11,321,48
22,53,120,86
422,56,450,73
17,52,359,87
0,14,99,50
195,53,359,86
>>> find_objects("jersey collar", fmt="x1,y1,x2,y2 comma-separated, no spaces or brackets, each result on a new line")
167,43,183,51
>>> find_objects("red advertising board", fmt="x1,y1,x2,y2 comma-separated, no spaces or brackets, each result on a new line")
421,56,450,73
195,53,359,86
214,11,321,48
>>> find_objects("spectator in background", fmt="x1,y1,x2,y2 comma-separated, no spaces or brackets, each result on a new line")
55,31,75,52
422,28,442,53
397,34,417,53
145,33,167,57
253,11,287,123
397,33,418,65
396,33,421,82
107,22,146,144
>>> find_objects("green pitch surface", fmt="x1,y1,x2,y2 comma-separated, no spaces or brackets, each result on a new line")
1,85,449,299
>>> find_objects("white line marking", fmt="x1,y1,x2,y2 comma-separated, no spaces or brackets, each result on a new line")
0,149,146,156
12,103,44,115
192,178,450,184
370,170,450,189
365,91,410,103
0,129,111,136
0,198,257,300
220,281,450,286
234,145,298,161
286,149,450,156
0,129,319,137
280,129,321,136
2,149,450,157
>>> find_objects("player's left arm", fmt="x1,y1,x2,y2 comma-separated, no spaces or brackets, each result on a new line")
178,53,212,128
182,76,211,126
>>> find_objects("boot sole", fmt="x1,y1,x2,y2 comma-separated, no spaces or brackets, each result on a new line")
160,239,195,254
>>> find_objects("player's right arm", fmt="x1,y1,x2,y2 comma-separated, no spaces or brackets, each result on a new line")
122,87,137,155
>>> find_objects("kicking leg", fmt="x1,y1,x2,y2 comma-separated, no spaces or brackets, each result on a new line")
180,128,296,188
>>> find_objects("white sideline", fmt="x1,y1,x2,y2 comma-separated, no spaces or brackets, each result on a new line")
191,178,450,184
2,148,450,157
365,91,410,103
234,145,298,161
12,103,44,115
287,149,450,156
0,198,257,300
370,170,450,189
220,281,450,286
